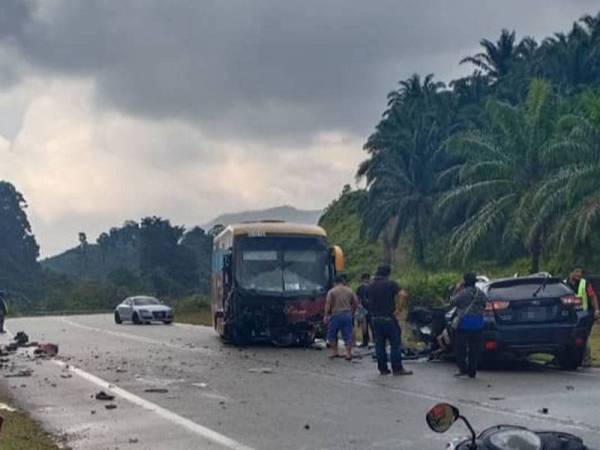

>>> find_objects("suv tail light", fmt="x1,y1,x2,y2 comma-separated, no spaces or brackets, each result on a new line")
561,295,582,309
485,300,510,312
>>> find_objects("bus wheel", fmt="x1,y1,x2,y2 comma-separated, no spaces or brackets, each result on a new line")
232,323,251,346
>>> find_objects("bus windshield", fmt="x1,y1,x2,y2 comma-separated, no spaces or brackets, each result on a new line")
236,236,330,294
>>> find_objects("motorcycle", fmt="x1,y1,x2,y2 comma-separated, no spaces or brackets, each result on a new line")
406,305,455,357
426,402,591,450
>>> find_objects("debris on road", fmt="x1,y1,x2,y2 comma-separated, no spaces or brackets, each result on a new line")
14,331,29,346
5,343,18,352
566,385,575,391
192,382,208,389
0,403,16,412
144,388,168,393
95,391,115,401
129,438,139,444
34,343,59,358
4,369,33,378
105,404,117,410
304,424,310,430
538,407,549,414
248,367,273,374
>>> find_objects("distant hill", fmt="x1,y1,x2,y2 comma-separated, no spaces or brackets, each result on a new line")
41,243,139,279
204,205,323,229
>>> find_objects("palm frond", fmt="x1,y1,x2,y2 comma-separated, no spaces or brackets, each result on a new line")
448,194,515,263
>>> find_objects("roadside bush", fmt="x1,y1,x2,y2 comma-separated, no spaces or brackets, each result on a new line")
397,271,461,308
166,294,210,312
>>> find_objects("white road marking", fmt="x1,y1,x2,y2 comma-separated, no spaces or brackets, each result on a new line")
51,359,254,450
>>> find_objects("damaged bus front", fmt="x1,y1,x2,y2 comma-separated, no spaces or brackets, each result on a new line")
212,222,344,346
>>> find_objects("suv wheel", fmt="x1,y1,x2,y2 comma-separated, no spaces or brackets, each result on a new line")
557,346,584,370
114,311,122,324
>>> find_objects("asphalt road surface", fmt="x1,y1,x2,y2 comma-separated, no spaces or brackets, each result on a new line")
2,314,600,450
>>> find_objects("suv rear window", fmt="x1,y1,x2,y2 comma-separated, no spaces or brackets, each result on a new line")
488,281,572,300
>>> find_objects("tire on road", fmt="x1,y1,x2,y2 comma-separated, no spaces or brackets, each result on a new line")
132,312,142,325
231,322,251,346
114,311,122,324
557,346,584,370
272,333,295,347
297,332,315,347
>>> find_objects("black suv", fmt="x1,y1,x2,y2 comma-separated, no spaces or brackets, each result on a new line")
481,275,594,369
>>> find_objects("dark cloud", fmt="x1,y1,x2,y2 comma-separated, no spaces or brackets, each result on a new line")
0,0,34,39
3,0,599,139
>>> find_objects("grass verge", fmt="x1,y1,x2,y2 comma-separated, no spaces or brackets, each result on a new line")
0,387,63,450
174,308,212,326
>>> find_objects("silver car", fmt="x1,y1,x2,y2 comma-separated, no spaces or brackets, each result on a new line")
114,296,174,325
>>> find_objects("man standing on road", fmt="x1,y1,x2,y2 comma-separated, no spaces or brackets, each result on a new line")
367,265,412,376
356,273,372,347
565,266,599,366
450,273,486,379
0,291,7,334
324,274,358,361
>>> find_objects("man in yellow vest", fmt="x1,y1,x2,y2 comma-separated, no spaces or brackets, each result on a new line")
565,266,600,366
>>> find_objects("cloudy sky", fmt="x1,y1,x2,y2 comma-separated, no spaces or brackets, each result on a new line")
0,0,597,257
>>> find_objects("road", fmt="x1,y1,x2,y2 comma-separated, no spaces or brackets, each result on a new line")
2,314,600,450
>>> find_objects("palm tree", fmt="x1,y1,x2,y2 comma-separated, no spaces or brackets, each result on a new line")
358,74,455,265
538,14,600,92
530,102,600,258
438,79,558,272
460,29,520,80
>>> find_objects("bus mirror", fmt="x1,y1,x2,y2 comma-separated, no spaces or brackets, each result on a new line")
331,246,345,273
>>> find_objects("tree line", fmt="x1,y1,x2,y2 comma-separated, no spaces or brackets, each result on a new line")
0,180,217,312
358,12,600,274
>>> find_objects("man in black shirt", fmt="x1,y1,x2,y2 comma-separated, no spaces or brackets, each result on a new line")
367,265,412,376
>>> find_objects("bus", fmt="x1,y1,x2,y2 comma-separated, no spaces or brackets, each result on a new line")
212,221,344,346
